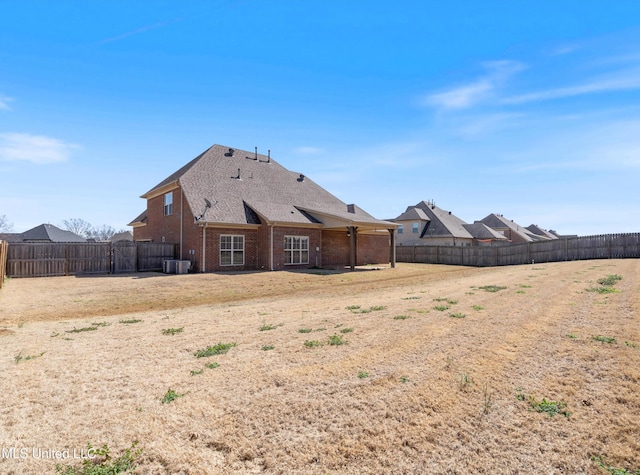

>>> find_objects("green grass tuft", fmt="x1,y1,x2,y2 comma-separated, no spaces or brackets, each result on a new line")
194,342,237,358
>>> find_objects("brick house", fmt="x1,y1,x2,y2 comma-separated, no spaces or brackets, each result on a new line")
129,144,397,272
393,201,506,247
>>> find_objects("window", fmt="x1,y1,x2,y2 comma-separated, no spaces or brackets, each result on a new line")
220,235,244,266
164,192,173,216
412,222,419,233
284,236,309,265
397,225,403,234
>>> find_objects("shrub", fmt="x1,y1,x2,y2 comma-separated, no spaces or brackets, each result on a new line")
162,327,184,335
304,340,321,348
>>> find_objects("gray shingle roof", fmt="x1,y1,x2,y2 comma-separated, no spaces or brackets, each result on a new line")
395,207,430,222
143,145,393,229
399,201,474,239
477,214,536,242
526,224,558,240
20,224,86,242
462,223,507,240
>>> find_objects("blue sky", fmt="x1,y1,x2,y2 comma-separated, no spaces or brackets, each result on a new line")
1,1,639,236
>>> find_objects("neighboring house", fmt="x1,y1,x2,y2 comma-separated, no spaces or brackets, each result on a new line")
477,214,557,243
129,144,397,272
109,231,134,243
393,201,506,246
16,224,87,243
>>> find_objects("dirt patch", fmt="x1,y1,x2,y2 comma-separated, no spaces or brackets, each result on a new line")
1,260,639,474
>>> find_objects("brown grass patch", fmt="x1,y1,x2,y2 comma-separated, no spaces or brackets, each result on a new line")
1,261,639,474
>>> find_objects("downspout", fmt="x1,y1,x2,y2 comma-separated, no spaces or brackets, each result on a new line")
179,188,183,260
270,223,274,271
349,226,357,270
201,225,206,273
389,228,396,268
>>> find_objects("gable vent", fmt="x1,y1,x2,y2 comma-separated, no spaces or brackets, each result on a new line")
347,204,355,214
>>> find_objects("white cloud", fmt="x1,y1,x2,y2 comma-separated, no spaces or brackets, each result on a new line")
503,68,640,104
0,133,80,164
292,146,324,155
423,60,526,110
0,94,13,110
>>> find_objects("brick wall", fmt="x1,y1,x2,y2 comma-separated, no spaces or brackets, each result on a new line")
356,232,391,265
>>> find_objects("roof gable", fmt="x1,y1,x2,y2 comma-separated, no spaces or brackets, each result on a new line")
411,202,474,239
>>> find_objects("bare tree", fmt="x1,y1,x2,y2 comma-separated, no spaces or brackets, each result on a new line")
61,218,93,238
88,225,123,241
0,215,14,233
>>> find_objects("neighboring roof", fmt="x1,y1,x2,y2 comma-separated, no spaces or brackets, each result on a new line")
395,207,430,222
110,231,134,242
20,224,86,242
526,224,558,240
0,233,23,242
409,201,474,239
477,214,536,242
140,145,395,231
462,223,508,240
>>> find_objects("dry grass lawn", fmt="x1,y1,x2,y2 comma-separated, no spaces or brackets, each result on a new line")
0,260,639,474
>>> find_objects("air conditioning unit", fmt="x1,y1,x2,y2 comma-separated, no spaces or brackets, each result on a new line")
176,260,191,274
163,259,178,273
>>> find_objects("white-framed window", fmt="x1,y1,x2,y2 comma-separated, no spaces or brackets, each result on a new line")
284,236,309,265
413,222,419,233
164,192,173,216
220,235,244,266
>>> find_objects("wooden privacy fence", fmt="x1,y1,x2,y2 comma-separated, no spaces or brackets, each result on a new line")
0,240,8,288
396,233,640,267
6,242,177,278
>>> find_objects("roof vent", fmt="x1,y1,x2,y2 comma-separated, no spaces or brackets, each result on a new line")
254,146,258,160
449,211,452,215
347,204,355,214
267,150,271,163
224,148,235,157
234,168,241,180
297,174,305,182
